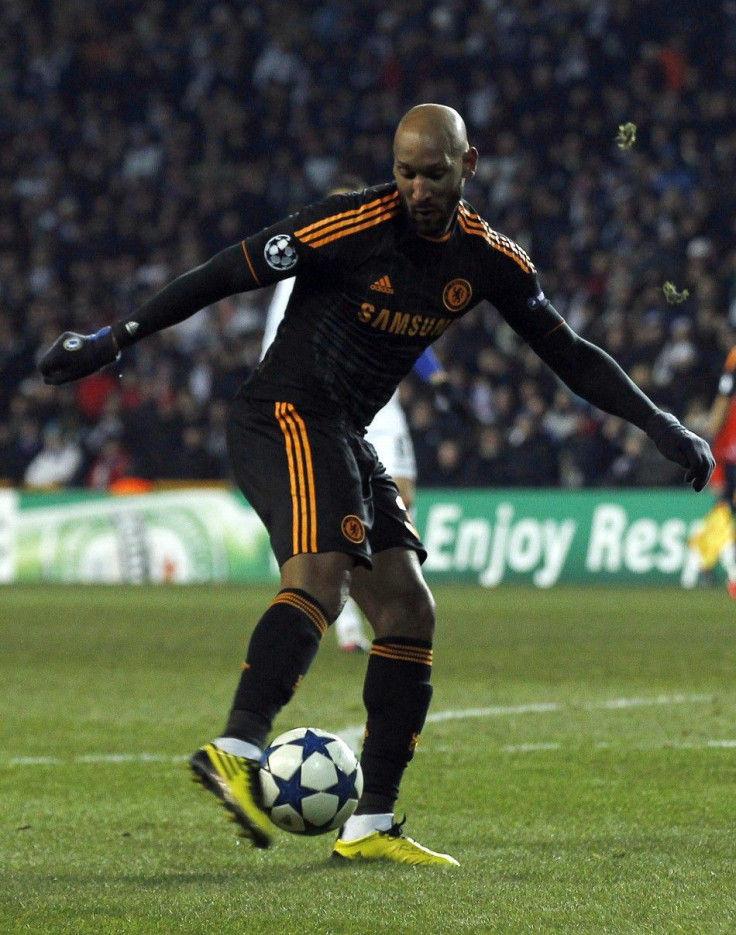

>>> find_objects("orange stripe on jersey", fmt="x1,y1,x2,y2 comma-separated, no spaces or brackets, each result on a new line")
458,205,536,274
275,402,318,554
304,209,401,248
295,191,399,239
725,348,736,373
270,591,328,637
295,194,400,248
542,320,567,339
241,241,261,286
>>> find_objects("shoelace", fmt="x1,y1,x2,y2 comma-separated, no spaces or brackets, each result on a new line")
385,815,408,838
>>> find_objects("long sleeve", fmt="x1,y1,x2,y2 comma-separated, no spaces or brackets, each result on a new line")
529,323,658,431
112,243,257,348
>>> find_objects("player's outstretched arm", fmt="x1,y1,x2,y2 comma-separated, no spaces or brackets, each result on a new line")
39,243,255,386
530,323,715,492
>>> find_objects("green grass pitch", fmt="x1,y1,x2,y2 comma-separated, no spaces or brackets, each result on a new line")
1,584,735,934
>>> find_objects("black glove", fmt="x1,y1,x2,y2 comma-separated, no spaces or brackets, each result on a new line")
39,327,120,385
433,380,477,427
645,410,715,492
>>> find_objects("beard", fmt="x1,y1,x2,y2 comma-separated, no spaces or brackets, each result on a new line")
399,188,461,237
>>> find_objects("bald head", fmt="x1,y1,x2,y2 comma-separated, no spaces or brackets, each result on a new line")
394,104,469,158
392,104,478,237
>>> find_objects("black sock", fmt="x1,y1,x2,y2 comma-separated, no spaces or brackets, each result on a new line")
224,588,329,748
357,637,433,815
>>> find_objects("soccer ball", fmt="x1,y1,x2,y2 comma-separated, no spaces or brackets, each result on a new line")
259,727,363,835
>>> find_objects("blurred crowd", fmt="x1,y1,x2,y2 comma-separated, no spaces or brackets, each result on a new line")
2,0,736,490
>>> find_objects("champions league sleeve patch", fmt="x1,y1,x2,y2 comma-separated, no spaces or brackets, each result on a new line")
264,234,299,271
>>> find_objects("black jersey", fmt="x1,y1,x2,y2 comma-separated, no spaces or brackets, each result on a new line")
238,182,563,428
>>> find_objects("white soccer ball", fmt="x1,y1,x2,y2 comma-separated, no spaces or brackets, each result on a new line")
259,727,363,835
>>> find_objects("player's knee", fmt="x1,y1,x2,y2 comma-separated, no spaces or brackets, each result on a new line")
374,580,436,640
280,552,353,622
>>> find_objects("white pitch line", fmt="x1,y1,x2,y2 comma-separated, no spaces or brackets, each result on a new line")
502,743,561,753
336,693,714,751
5,693,721,767
334,701,562,751
428,702,561,721
9,753,188,766
588,693,713,710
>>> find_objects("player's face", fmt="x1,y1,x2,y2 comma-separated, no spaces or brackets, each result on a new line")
393,132,477,237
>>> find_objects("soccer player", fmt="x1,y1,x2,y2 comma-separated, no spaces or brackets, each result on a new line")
39,104,715,866
261,177,464,652
262,175,394,653
705,345,736,596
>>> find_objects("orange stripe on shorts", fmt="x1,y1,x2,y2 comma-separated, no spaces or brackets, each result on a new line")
274,402,318,554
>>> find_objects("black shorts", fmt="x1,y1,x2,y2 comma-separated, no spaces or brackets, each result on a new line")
227,398,427,569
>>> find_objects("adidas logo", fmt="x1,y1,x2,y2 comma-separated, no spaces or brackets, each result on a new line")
369,275,394,294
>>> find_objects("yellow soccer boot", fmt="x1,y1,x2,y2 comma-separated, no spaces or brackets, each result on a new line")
332,819,459,866
189,742,272,849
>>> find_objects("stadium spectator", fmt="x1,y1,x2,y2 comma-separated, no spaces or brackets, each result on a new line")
466,425,512,487
23,421,84,490
86,435,132,490
503,411,560,487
